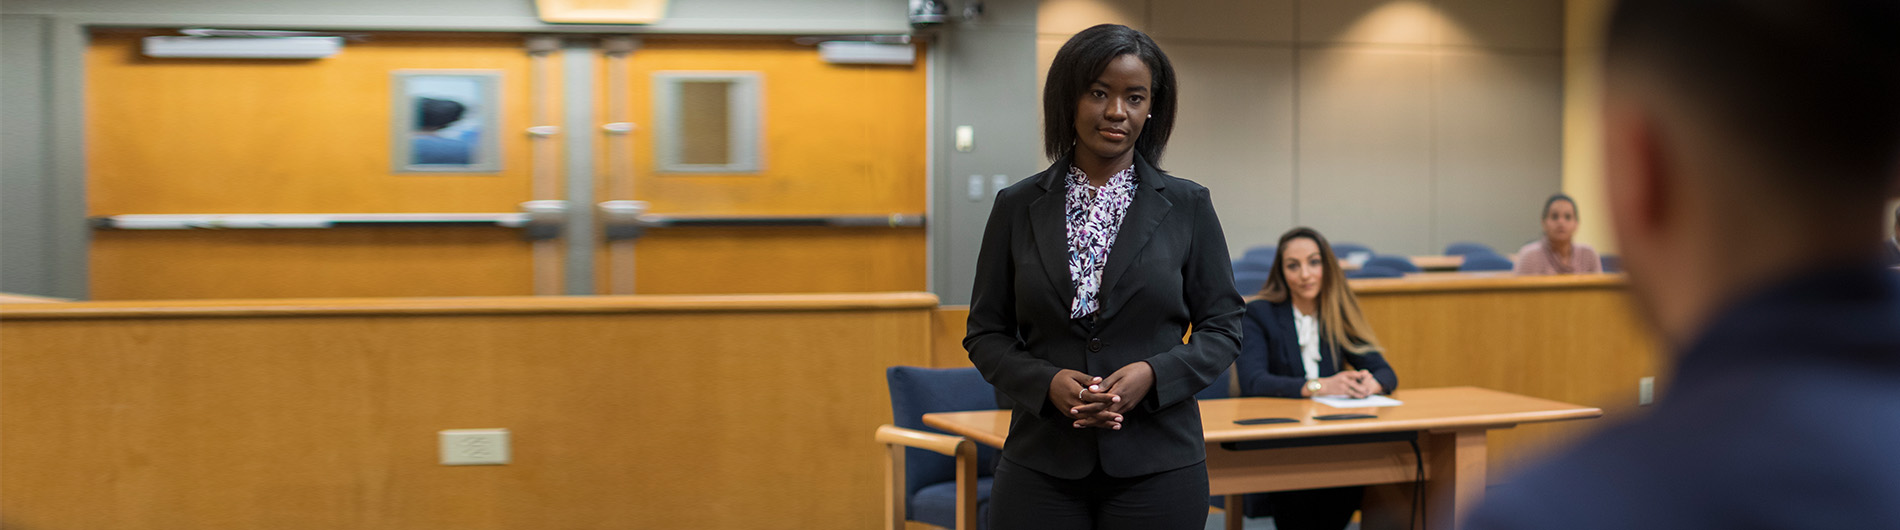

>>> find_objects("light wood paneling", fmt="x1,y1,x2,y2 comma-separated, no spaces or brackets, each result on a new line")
89,228,534,300
629,227,926,294
931,305,971,368
600,38,929,294
87,32,537,215
0,293,68,303
0,293,935,530
86,31,543,300
1352,274,1662,482
623,38,927,216
0,292,941,319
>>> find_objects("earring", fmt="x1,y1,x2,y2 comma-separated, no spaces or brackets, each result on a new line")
1146,114,1152,118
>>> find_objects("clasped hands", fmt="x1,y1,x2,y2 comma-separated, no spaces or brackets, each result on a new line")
1314,370,1384,398
1047,362,1153,431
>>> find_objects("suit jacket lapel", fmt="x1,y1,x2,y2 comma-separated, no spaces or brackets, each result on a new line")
1097,154,1172,319
1273,301,1301,375
1028,157,1075,309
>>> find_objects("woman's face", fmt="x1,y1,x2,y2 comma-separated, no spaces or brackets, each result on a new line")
1281,237,1326,305
1543,199,1578,245
1072,54,1153,166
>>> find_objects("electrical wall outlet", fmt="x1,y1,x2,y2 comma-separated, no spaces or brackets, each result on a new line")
1638,377,1655,406
440,429,510,465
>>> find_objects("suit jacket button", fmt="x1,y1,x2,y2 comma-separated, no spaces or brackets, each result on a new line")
1088,338,1103,352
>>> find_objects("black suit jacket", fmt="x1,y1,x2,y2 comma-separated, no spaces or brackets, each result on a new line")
1235,299,1398,398
964,153,1244,480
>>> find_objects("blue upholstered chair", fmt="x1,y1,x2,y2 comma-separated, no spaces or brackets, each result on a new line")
1239,245,1278,265
1600,254,1621,273
1233,259,1276,273
1460,252,1514,272
1346,265,1405,279
1443,241,1496,257
1364,254,1421,273
880,366,1000,530
1331,242,1374,262
1234,271,1271,297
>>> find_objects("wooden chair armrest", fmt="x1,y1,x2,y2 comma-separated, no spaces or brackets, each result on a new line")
876,424,981,530
876,424,969,456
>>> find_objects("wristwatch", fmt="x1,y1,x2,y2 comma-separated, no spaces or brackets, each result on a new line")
1305,379,1323,395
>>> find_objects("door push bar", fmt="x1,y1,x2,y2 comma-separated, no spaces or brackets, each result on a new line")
95,202,925,242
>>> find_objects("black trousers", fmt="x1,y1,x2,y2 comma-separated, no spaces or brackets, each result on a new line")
988,455,1210,530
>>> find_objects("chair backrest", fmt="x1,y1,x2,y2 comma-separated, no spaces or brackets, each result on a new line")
1234,270,1270,297
1364,254,1421,273
1459,252,1513,272
1443,241,1496,257
1345,264,1404,279
886,366,1002,500
1600,254,1621,273
1233,259,1275,273
1239,245,1277,264
1331,242,1374,262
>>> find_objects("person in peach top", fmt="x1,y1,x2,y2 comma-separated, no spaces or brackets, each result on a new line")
1513,193,1602,275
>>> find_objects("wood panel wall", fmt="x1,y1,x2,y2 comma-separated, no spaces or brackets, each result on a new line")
0,293,936,530
927,274,1664,482
86,31,544,300
1352,274,1663,481
86,32,928,300
611,39,929,294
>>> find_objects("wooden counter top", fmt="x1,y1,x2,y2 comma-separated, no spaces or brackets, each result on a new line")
0,291,941,320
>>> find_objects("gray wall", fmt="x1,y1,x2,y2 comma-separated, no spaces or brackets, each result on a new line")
2,16,57,296
1,14,88,299
1039,0,1565,258
928,0,1043,306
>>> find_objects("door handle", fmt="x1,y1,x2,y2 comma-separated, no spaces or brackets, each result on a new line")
598,200,650,241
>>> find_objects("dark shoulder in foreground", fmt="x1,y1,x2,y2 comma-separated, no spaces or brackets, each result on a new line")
1467,267,1900,530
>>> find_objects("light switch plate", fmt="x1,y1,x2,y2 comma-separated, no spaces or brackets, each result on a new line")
440,428,510,465
955,125,974,152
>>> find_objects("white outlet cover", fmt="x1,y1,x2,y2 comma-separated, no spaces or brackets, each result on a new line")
440,428,511,466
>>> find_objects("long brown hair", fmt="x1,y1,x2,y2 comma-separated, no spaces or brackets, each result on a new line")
1252,227,1383,363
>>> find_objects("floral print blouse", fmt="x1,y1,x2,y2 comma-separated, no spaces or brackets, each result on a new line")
1064,165,1138,319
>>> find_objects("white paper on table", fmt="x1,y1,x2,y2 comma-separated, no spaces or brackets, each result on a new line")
1313,395,1404,408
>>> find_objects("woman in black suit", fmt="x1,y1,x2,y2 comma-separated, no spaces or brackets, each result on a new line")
964,23,1244,530
1235,226,1399,530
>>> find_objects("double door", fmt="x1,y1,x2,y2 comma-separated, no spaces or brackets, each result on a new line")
86,31,926,299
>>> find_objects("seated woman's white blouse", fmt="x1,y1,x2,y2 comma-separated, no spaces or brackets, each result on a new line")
1293,305,1321,379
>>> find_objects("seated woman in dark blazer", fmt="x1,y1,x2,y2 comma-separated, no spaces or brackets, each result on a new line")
1234,226,1398,530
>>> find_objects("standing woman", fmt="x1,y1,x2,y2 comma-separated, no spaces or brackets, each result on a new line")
1513,193,1603,275
964,23,1245,530
1234,227,1398,530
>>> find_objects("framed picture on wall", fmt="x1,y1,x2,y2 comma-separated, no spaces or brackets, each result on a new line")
391,70,501,173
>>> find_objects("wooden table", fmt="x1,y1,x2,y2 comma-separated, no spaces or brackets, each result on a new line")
922,386,1599,530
